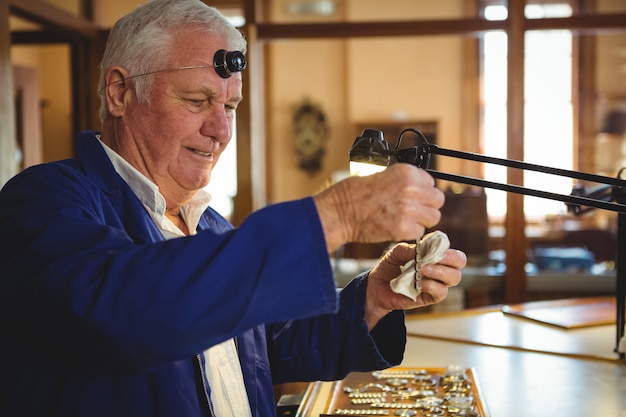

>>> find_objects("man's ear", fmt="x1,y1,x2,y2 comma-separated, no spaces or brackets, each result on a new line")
103,66,132,118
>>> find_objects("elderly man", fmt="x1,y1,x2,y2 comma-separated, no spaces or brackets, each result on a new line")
0,0,465,416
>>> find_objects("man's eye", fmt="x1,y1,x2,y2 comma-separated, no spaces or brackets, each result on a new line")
187,99,206,106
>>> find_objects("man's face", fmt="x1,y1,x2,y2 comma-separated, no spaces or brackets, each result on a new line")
121,29,243,202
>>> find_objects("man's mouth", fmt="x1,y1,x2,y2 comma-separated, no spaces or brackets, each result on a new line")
190,148,212,157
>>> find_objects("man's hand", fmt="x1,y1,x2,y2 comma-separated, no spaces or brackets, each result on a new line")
314,164,444,253
364,242,466,330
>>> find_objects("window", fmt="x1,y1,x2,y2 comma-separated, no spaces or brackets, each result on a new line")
482,3,574,220
204,115,238,219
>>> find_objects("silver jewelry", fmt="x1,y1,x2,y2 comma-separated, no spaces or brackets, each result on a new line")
373,370,420,380
385,378,409,387
371,402,419,409
333,410,389,415
348,392,386,399
392,389,435,400
422,407,445,417
414,239,422,291
394,411,417,416
417,396,445,408
343,383,392,394
351,398,383,405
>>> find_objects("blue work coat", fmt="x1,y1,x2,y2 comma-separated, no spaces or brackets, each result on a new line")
0,132,406,417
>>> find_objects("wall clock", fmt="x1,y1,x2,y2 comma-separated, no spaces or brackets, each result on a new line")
292,99,329,174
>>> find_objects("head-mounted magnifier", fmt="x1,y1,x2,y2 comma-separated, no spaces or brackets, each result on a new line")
213,49,246,78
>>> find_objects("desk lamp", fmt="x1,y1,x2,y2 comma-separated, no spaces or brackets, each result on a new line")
349,128,626,359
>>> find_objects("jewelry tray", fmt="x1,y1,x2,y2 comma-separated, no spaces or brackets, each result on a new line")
299,366,490,417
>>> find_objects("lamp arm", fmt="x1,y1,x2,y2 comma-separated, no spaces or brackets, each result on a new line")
426,170,626,214
410,144,626,188
397,144,626,214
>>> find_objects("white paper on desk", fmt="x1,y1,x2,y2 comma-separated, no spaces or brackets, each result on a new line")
389,230,450,301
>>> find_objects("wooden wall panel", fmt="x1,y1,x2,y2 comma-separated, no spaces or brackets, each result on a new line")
0,0,17,188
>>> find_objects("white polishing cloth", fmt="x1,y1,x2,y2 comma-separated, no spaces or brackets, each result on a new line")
389,230,450,301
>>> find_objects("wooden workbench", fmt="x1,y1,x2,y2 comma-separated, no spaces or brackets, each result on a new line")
296,300,626,417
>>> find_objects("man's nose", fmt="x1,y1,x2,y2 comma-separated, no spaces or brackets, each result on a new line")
200,108,232,143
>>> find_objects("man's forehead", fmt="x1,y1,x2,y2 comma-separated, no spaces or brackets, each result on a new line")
170,29,226,65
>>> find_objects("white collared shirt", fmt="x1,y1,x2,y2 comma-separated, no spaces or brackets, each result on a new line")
99,138,252,417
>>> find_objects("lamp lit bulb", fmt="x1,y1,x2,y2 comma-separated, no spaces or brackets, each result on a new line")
349,161,387,177
348,129,391,177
